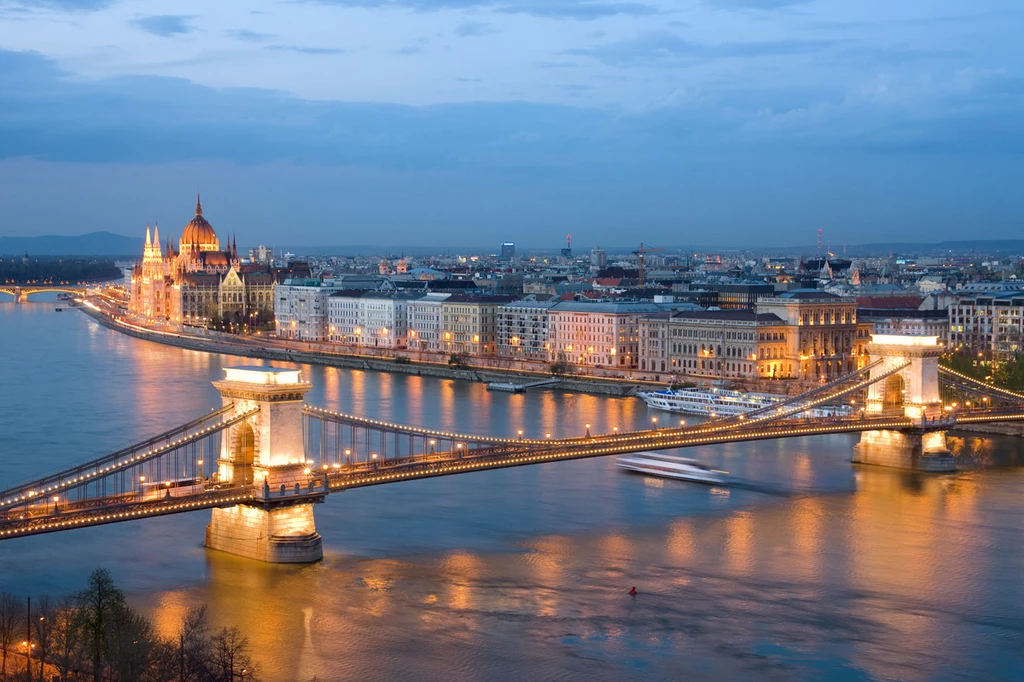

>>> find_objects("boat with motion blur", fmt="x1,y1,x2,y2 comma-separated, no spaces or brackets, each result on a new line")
616,452,728,485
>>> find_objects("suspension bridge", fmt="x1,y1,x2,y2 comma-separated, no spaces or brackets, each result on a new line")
2,334,1022,563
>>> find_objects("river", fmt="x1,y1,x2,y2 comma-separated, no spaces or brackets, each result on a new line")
1,299,1023,681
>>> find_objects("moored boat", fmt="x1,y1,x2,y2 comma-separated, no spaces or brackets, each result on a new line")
637,386,850,419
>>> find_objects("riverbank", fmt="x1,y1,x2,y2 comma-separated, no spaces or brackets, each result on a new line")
77,303,651,397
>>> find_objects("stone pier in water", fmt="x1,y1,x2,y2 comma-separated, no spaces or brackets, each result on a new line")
205,366,324,563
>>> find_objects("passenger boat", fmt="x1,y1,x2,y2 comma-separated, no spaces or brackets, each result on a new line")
637,387,850,419
616,452,728,485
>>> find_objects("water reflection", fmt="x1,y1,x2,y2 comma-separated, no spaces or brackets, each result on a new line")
2,304,1023,680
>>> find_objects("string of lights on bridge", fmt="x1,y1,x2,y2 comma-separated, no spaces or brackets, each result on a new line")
0,409,257,507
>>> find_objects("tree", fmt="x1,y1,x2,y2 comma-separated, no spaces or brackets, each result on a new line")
31,595,55,682
105,604,160,682
549,354,574,375
176,605,212,682
0,592,23,680
50,595,85,682
76,568,126,682
210,628,257,682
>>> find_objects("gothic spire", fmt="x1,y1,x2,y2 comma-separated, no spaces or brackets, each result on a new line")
196,191,203,217
153,223,160,245
145,224,151,246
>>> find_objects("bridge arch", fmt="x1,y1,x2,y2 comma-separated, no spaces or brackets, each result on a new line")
882,373,905,410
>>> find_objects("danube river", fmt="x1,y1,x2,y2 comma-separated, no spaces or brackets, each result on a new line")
2,300,1024,681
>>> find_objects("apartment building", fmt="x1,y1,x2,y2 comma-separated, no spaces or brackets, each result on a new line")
496,300,558,361
407,293,451,353
949,292,1024,360
440,295,516,357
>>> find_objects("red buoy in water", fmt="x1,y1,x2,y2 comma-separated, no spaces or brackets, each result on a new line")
629,586,637,596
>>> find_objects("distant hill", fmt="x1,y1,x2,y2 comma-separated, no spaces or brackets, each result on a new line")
0,232,142,257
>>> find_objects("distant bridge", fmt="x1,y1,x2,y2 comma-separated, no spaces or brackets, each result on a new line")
0,284,89,302
2,334,1022,562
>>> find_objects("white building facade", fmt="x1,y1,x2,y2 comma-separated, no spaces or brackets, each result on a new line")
407,293,451,353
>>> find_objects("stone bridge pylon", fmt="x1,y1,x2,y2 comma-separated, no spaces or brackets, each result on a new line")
853,334,955,472
205,367,325,562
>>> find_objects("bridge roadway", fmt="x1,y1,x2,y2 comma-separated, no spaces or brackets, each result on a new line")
5,407,1023,541
0,284,88,302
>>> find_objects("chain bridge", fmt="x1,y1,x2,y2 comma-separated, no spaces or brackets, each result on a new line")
0,284,88,302
3,334,1023,563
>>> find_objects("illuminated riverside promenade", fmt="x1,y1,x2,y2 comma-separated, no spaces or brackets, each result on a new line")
3,332,1024,562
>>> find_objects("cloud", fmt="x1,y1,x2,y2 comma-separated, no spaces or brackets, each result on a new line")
301,0,657,20
705,0,811,9
455,21,497,37
394,45,423,55
265,45,345,55
227,29,275,42
568,31,835,66
131,15,197,38
1,0,114,10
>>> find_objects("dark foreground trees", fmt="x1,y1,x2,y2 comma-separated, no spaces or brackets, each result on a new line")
0,569,260,681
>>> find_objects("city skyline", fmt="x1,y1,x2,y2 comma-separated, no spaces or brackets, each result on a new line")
0,1,1021,245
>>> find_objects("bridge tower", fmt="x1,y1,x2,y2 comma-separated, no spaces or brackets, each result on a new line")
205,366,324,563
852,335,955,472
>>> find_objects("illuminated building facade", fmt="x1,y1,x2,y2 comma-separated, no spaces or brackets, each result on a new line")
129,195,275,325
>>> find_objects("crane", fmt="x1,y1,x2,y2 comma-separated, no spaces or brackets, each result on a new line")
633,242,666,287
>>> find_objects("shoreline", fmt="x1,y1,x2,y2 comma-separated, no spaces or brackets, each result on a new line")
76,303,650,397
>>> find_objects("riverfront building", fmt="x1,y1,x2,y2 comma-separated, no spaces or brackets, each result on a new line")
129,195,275,326
948,291,1024,360
496,300,559,361
638,291,873,382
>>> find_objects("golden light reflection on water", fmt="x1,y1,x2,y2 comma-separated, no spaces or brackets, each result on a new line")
137,464,1019,682
723,511,754,576
440,550,483,612
787,496,824,583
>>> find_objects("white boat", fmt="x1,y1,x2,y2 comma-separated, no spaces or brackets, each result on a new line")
616,452,728,485
637,387,850,419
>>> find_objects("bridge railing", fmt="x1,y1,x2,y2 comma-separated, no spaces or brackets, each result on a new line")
0,407,255,516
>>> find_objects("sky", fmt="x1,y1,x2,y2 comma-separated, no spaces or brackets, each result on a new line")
0,0,1021,249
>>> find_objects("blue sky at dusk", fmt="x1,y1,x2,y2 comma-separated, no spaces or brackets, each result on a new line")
0,0,1021,248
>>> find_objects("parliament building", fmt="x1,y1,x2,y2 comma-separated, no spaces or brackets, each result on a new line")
129,195,276,326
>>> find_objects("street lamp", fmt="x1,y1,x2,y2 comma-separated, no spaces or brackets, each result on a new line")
344,449,351,466
585,423,591,437
429,439,436,454
456,443,464,458
517,429,523,440
138,475,146,498
197,459,204,482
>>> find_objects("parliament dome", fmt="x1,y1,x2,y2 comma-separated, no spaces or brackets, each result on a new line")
180,194,219,250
